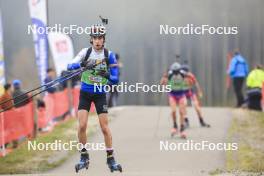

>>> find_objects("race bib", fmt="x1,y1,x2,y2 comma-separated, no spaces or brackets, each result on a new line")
89,75,102,83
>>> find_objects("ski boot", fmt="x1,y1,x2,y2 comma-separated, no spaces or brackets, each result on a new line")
107,156,122,172
75,151,89,173
184,117,190,128
180,125,187,139
199,118,210,128
170,127,178,138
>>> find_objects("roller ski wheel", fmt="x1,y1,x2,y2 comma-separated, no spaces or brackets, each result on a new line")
170,128,178,138
107,157,122,173
75,162,89,173
109,163,122,173
180,131,187,139
75,152,89,173
201,123,211,128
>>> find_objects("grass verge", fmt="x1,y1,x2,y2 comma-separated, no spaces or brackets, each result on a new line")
0,114,99,174
226,109,264,174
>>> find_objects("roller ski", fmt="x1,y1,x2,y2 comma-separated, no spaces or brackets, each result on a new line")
179,125,187,139
170,127,178,138
107,156,122,172
180,131,187,139
75,150,89,173
199,118,210,128
184,117,190,128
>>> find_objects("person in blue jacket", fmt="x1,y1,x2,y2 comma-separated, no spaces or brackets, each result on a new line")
228,49,249,107
67,24,122,172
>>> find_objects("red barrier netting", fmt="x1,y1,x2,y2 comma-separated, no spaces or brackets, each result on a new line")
54,89,70,117
43,89,70,120
37,107,47,129
0,88,97,148
72,87,80,112
0,102,34,146
43,93,55,122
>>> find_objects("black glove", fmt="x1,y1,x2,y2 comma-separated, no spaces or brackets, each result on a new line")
80,59,96,69
97,70,110,79
179,69,187,77
172,70,179,75
168,69,185,79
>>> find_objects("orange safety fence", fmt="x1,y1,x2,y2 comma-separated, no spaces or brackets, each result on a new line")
43,89,71,121
0,87,95,149
37,107,47,129
0,102,34,146
52,89,70,118
43,93,55,123
72,87,80,112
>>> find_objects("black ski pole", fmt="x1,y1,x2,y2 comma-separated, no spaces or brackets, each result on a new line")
0,67,83,106
0,60,105,113
0,67,85,113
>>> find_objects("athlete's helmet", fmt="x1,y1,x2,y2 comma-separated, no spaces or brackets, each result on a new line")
90,24,106,37
170,62,181,71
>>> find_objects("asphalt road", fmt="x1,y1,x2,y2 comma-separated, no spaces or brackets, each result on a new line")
45,106,232,176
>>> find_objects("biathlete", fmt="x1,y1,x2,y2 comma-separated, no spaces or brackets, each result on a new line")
160,62,189,138
67,24,122,173
180,65,210,128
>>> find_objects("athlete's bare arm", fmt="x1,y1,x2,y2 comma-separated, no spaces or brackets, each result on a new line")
160,72,168,85
195,81,203,98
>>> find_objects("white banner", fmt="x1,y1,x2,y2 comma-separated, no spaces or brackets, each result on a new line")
28,0,48,84
48,32,74,76
0,10,5,95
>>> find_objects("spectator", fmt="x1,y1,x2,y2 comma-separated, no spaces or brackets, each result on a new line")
44,68,57,94
12,80,30,108
228,49,249,107
246,65,264,111
37,98,46,108
0,83,14,111
0,83,19,148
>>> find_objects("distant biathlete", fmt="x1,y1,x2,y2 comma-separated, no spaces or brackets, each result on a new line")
160,62,188,139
